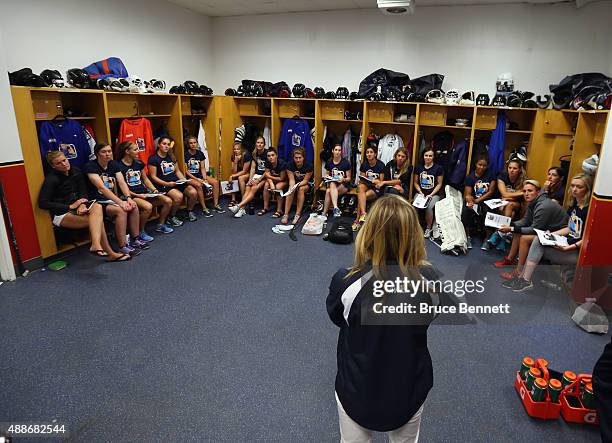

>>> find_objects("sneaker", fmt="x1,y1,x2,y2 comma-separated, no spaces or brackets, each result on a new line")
155,223,174,234
169,216,183,227
228,201,237,208
500,270,519,280
481,239,492,250
351,221,361,232
424,228,432,238
138,231,154,242
213,204,225,214
131,239,150,250
332,207,342,218
188,211,198,222
234,208,246,218
466,236,473,249
120,245,141,257
512,278,534,292
202,208,214,218
501,277,519,289
358,214,366,224
229,205,240,215
494,257,517,268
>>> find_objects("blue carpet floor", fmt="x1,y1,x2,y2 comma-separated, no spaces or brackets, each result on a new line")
0,208,609,442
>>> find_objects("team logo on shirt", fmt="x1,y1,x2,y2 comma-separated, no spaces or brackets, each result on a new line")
99,174,115,193
59,144,77,159
331,168,346,179
294,170,306,181
365,169,380,180
474,180,489,198
136,137,146,152
188,158,200,174
256,158,266,172
292,133,302,147
419,171,434,190
569,210,583,239
393,168,401,180
126,169,142,187
161,161,175,176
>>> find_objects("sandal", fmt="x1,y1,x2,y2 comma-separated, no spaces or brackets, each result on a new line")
89,249,108,257
272,211,283,218
107,253,131,263
292,213,301,225
257,208,269,216
281,215,289,225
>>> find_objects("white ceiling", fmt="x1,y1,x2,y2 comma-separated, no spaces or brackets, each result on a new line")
167,0,576,17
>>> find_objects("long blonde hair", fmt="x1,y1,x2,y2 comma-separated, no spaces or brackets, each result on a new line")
568,173,593,207
348,194,427,280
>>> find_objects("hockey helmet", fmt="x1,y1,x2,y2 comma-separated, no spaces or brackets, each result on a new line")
536,94,551,109
304,88,316,98
349,91,359,101
506,93,523,108
149,79,166,92
40,69,64,88
459,91,475,106
336,87,349,100
476,94,490,106
313,87,325,99
444,89,460,105
324,91,336,99
425,89,445,104
496,72,514,93
183,80,199,94
492,94,507,107
292,83,306,98
66,68,90,89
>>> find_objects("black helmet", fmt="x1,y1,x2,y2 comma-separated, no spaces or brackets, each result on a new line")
40,69,64,88
349,91,359,101
96,78,110,90
199,84,213,95
304,88,316,98
536,94,551,109
552,92,572,110
292,83,306,98
336,87,349,100
236,85,246,97
169,85,186,94
506,93,523,108
253,83,264,97
225,88,237,96
324,91,336,99
476,94,490,106
66,68,90,89
385,89,399,102
492,94,507,107
313,87,325,99
368,92,384,101
183,80,198,94
522,99,538,109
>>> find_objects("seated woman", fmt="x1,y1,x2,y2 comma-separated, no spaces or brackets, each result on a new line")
282,147,313,225
496,179,569,282
229,136,269,216
413,148,444,237
507,174,592,292
184,135,224,217
261,148,288,218
147,136,198,224
461,155,497,249
322,144,352,218
379,147,412,197
543,166,566,204
353,145,385,231
114,141,174,236
84,142,145,256
227,142,252,207
38,151,129,262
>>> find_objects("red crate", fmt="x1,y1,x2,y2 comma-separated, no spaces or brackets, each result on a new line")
560,374,599,426
514,370,562,420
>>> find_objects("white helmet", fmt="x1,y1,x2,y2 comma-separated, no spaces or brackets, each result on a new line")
127,75,146,93
459,91,475,105
497,72,514,93
425,89,445,104
445,89,460,105
149,79,167,92
582,154,599,175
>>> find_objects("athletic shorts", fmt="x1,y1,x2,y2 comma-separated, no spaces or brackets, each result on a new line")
52,213,68,227
159,183,189,193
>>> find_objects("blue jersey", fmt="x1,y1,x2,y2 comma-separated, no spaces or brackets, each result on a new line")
278,119,314,163
39,120,91,169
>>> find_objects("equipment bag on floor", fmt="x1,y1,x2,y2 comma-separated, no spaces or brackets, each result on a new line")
302,213,326,236
328,220,353,244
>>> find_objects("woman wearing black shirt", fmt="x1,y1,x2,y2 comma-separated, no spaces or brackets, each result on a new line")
327,195,433,441
38,151,129,262
543,166,566,204
380,147,413,196
227,142,252,207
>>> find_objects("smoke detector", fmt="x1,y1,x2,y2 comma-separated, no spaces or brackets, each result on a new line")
377,0,415,15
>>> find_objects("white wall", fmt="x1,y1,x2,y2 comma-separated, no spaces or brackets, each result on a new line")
0,29,24,163
210,2,612,95
0,0,213,89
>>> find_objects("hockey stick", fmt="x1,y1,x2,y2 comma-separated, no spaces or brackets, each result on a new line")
217,118,223,179
0,179,26,276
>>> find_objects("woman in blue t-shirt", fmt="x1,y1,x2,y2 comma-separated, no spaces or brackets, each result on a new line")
282,147,313,225
413,148,444,237
496,159,525,220
509,173,592,292
115,141,174,236
147,136,198,225
227,142,252,208
184,136,224,217
322,144,352,218
543,166,566,205
461,155,497,249
353,146,385,231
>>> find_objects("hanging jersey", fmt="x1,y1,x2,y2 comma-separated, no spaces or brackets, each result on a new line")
82,122,97,160
118,118,155,165
567,204,589,244
278,118,314,163
83,160,118,199
197,120,210,172
378,133,404,165
114,159,148,195
185,149,206,179
148,153,179,182
414,164,444,196
39,119,91,169
342,128,352,162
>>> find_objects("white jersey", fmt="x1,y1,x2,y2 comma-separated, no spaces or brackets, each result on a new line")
378,133,404,165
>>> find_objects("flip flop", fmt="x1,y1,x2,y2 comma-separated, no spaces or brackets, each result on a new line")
107,253,131,263
272,211,282,218
281,215,289,224
257,208,269,216
89,249,109,257
292,214,301,225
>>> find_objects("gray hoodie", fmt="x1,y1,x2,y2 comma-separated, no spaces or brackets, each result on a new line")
511,193,569,235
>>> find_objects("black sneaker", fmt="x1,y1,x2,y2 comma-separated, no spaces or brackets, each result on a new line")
512,278,534,292
213,204,225,214
501,277,519,289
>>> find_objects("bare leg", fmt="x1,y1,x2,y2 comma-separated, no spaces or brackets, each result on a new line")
263,181,271,211
507,234,521,261
208,177,220,206
295,184,309,216
184,186,198,211
135,198,153,231
106,205,128,247
357,183,368,218
516,234,536,274
167,189,183,216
